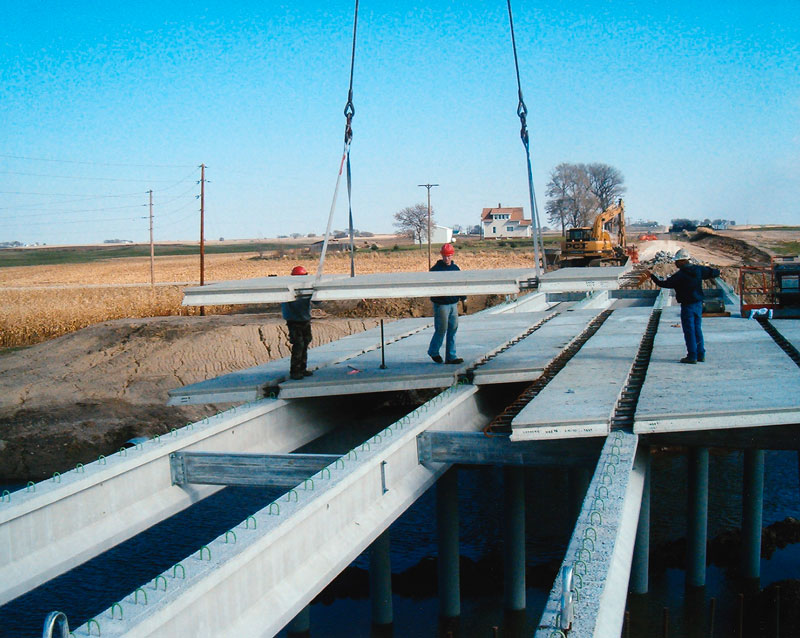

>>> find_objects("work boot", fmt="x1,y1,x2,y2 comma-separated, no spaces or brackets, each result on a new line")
445,357,464,364
680,357,697,364
430,354,443,363
697,354,705,362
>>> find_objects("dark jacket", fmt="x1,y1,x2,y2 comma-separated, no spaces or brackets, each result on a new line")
281,296,312,322
650,263,720,304
430,259,467,305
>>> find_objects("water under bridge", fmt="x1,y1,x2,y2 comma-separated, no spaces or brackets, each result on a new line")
3,266,800,637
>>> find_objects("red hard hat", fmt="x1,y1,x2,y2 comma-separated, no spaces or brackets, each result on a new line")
291,265,308,276
441,243,455,256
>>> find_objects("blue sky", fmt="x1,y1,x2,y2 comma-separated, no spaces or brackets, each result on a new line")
2,0,798,245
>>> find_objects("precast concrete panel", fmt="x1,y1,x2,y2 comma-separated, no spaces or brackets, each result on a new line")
472,309,602,385
634,311,800,433
279,313,545,399
167,318,431,405
510,308,653,440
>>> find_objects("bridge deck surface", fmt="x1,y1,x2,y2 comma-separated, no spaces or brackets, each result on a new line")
634,309,800,433
278,313,541,398
472,308,602,385
510,307,652,439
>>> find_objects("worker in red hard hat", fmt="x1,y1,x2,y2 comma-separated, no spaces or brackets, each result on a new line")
427,243,466,365
281,265,314,379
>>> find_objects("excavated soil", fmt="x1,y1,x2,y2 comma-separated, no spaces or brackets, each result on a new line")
0,314,383,480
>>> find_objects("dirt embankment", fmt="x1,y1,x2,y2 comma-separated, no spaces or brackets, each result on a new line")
0,314,382,481
691,228,773,264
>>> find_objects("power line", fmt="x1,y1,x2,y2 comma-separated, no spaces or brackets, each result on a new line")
0,153,196,169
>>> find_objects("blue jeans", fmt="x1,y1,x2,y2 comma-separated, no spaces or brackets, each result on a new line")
680,302,704,360
428,302,459,361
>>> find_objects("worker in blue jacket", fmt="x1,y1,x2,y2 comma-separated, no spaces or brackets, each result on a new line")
282,265,314,380
643,248,720,364
427,243,466,364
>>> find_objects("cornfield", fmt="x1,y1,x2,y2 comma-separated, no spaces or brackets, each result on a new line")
1,249,535,348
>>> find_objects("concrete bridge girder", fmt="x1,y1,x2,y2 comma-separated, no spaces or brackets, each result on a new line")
0,398,339,607
73,384,495,637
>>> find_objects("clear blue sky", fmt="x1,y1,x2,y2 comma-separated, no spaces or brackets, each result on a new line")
2,0,798,245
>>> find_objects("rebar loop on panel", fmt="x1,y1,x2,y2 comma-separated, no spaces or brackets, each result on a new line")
608,309,661,429
756,316,800,367
483,309,614,435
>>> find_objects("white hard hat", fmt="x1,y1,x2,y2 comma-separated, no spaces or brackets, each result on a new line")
674,248,690,261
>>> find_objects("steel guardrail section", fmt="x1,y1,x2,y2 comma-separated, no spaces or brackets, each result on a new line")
72,384,490,638
535,431,645,638
0,398,338,606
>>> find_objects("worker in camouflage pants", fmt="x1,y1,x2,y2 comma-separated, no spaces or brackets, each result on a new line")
281,265,314,380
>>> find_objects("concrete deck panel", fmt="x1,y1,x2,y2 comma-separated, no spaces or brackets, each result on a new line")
472,309,602,385
278,313,543,399
182,266,626,307
510,308,653,440
536,265,629,292
310,268,539,301
167,318,431,405
634,311,800,434
772,320,800,352
181,274,335,306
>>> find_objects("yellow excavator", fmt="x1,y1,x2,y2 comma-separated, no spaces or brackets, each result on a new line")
559,199,628,267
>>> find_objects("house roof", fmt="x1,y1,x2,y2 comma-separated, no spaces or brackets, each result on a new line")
481,206,526,222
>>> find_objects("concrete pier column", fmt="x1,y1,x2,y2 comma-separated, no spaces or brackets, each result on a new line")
686,447,709,588
437,468,460,633
286,605,310,637
503,467,526,613
630,447,651,595
369,529,393,632
742,449,765,582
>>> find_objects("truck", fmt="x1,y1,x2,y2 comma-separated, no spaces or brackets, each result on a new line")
559,199,628,267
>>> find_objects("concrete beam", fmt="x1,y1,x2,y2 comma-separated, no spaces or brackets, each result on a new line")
535,431,645,637
73,384,495,638
170,452,341,487
416,431,602,467
0,398,340,606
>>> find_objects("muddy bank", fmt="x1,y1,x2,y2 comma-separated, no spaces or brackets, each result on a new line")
0,313,382,481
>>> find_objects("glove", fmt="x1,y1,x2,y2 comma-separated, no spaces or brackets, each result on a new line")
461,299,468,313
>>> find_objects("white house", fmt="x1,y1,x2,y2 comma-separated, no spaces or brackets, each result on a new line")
422,224,453,245
480,205,531,239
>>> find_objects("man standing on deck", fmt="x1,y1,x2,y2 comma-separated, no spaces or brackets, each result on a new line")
427,243,466,365
282,265,314,380
642,248,720,364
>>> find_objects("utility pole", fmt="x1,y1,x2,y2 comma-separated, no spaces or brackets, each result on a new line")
418,183,439,269
199,163,206,316
148,190,154,287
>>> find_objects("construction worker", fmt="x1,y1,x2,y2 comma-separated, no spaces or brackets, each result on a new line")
643,248,720,364
427,243,466,364
281,265,314,380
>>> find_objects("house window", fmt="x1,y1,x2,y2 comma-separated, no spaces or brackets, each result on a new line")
507,226,514,232
492,226,496,234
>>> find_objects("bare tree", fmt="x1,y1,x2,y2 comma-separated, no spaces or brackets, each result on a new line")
585,163,626,213
393,203,434,245
545,163,597,233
